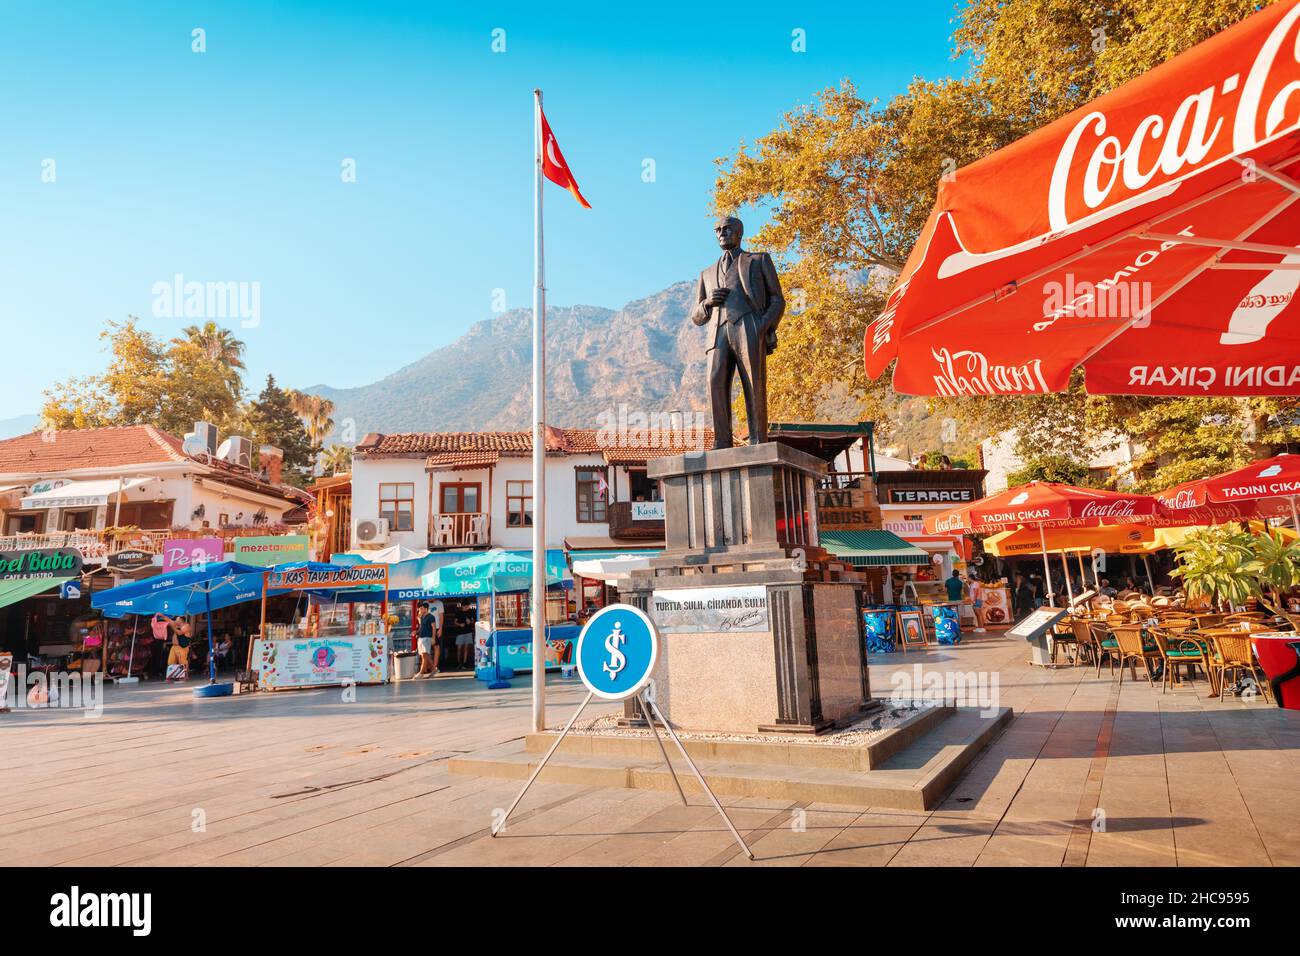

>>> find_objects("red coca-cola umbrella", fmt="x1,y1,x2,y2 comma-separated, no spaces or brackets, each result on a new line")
926,482,1165,604
1156,453,1300,525
865,2,1300,397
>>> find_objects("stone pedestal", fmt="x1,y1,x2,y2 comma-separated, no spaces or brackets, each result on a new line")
621,443,876,734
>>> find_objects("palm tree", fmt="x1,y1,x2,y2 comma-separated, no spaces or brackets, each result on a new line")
289,391,335,449
177,322,246,370
320,443,353,475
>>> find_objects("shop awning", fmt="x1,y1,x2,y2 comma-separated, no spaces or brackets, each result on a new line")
0,576,70,610
567,547,660,562
821,530,929,567
565,535,665,551
21,477,150,510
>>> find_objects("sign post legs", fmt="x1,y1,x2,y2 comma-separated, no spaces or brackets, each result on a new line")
492,691,593,837
643,695,753,860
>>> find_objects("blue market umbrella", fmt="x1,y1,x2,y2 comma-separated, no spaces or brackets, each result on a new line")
422,550,567,689
93,560,269,697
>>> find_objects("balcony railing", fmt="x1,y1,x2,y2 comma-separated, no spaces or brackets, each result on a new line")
0,526,294,561
429,512,490,549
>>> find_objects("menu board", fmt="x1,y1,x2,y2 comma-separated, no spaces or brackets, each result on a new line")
252,634,388,690
1006,607,1068,642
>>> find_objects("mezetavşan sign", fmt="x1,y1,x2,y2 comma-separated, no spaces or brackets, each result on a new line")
0,548,84,580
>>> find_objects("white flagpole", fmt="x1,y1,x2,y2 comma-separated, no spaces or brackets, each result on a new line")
531,88,547,734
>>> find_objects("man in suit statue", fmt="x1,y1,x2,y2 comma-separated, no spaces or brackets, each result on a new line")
690,215,785,448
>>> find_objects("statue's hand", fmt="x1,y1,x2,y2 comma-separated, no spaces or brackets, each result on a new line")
708,288,730,307
765,328,778,355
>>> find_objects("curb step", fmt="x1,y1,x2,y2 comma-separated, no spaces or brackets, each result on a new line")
449,705,1012,810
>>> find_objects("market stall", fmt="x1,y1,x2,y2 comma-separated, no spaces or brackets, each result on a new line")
422,549,573,685
250,563,390,691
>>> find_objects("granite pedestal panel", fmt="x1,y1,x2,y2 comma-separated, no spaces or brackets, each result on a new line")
620,443,875,734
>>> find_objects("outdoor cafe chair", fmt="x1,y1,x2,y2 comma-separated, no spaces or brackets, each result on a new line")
1149,627,1210,694
1069,618,1095,666
1206,632,1272,705
1088,621,1119,678
1111,623,1160,688
1051,621,1080,665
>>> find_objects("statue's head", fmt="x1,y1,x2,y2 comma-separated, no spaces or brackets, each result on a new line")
714,215,743,251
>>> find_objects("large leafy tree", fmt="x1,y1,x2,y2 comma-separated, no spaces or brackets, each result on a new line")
712,0,1287,482
41,317,248,436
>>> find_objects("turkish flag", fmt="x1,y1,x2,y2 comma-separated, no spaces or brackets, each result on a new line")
539,106,591,209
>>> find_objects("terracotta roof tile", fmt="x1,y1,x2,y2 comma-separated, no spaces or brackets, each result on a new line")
425,450,501,471
0,425,187,474
359,426,716,462
0,424,310,504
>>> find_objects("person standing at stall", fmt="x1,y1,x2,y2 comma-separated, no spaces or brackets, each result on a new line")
414,602,439,679
968,575,987,633
159,614,192,681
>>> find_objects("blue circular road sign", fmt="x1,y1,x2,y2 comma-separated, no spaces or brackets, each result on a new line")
575,604,659,701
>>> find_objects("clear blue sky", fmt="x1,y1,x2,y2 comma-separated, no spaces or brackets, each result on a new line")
0,0,962,416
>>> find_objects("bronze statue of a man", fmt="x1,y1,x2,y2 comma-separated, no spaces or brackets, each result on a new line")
690,215,785,448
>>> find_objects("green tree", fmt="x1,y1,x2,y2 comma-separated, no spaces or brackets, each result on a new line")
246,375,317,487
1005,455,1093,489
711,0,1288,481
320,443,353,476
41,317,248,435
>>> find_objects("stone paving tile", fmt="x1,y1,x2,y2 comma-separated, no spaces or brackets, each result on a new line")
5,637,1299,866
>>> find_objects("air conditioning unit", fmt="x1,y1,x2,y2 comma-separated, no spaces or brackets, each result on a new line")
353,517,390,546
216,436,253,469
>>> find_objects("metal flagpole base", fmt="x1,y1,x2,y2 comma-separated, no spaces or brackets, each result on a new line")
492,691,593,837
644,697,754,861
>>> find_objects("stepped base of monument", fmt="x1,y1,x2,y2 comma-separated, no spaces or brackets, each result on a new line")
448,703,1012,811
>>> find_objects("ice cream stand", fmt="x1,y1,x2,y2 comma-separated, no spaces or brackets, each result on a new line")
250,562,391,691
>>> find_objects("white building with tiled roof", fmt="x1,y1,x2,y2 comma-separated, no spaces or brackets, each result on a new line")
351,425,714,557
0,424,312,561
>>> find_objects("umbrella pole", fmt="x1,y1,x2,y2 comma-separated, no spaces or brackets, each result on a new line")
1038,524,1055,607
1142,554,1156,594
1060,551,1074,606
206,590,216,684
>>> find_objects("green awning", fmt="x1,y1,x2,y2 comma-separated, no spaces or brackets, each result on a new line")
0,576,71,610
821,530,929,567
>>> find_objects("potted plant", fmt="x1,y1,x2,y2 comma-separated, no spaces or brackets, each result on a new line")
1172,526,1300,618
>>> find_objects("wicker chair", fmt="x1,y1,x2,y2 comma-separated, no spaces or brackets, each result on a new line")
1051,621,1080,664
1207,632,1272,704
1149,627,1209,693
1088,621,1120,678
1111,623,1160,687
1070,618,1096,666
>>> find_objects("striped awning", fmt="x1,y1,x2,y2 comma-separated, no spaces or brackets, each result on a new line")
821,530,929,567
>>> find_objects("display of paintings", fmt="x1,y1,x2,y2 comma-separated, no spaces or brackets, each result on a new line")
896,609,927,649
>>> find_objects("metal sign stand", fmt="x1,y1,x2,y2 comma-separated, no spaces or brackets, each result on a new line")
491,685,753,860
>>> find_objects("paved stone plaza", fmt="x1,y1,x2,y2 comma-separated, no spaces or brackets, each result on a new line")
4,635,1298,867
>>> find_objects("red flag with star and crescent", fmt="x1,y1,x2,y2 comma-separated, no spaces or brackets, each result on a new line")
539,106,591,209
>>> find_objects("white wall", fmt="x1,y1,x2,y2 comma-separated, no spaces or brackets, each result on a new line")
2,468,295,533
351,453,616,552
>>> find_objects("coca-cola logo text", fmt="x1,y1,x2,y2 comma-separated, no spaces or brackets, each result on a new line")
1047,4,1300,230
